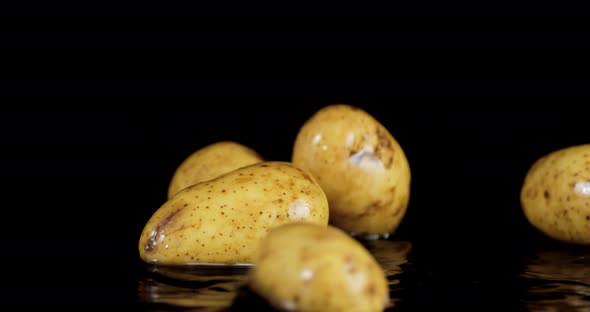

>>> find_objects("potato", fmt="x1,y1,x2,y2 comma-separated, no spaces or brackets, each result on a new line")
292,104,411,237
167,141,263,198
521,144,590,244
247,222,390,312
139,161,329,265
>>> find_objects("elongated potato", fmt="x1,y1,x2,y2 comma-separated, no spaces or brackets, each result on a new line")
248,222,390,312
139,161,329,265
521,144,590,244
168,141,263,198
292,104,411,237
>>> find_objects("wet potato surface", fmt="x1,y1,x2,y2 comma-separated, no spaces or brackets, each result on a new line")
292,104,411,237
139,161,329,265
247,223,390,312
521,144,590,244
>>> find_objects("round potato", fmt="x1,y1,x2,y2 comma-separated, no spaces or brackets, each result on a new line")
248,222,390,312
168,141,263,198
292,104,411,237
521,144,590,244
139,161,329,265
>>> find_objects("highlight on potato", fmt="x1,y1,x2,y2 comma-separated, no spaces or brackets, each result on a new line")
520,144,590,245
247,222,390,312
167,141,264,199
292,104,411,238
139,161,329,265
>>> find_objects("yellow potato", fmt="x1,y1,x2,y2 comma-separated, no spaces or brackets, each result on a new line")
521,144,590,244
292,104,411,237
167,141,263,198
248,222,390,312
139,161,329,265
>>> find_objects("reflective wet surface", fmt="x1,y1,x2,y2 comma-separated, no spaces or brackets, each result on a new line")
138,240,411,311
137,239,590,312
521,248,590,312
138,265,250,311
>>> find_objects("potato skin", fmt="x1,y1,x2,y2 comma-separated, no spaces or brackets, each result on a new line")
292,104,411,236
521,144,590,244
139,161,329,265
248,222,390,312
167,141,263,198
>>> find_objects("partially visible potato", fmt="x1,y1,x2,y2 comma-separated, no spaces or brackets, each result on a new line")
248,222,390,312
168,141,263,198
139,161,329,265
521,144,590,244
292,104,411,237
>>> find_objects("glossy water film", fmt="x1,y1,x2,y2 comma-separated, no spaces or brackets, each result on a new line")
521,247,590,312
138,240,412,311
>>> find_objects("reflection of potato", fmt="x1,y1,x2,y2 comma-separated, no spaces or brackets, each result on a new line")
522,249,590,312
524,249,590,282
521,144,590,244
248,223,390,312
168,141,263,198
361,240,412,276
138,265,249,309
292,104,411,237
138,274,244,309
139,162,329,265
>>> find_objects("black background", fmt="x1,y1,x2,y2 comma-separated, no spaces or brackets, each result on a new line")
1,16,589,310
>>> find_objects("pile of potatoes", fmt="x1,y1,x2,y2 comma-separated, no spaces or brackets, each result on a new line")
138,104,408,311
138,104,413,265
138,104,590,312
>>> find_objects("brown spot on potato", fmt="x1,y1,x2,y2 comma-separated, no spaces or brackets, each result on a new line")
544,190,550,200
586,216,590,220
312,231,330,240
366,284,376,296
390,186,396,197
524,188,533,198
235,176,254,184
369,200,382,210
297,168,313,183
374,126,394,169
145,204,187,253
